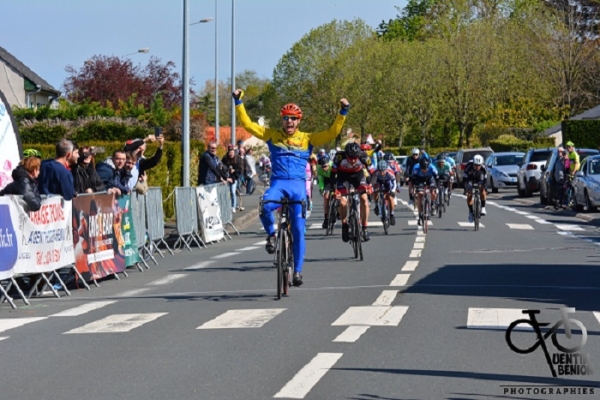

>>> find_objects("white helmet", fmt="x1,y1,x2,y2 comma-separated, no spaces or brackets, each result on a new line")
473,154,484,165
411,148,419,155
319,148,325,154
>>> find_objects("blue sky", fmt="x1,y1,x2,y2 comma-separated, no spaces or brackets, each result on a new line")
1,0,405,94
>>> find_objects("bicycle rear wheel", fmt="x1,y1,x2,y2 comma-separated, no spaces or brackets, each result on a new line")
275,229,285,299
473,196,480,231
349,213,359,259
422,196,429,234
327,198,337,235
381,198,389,235
283,229,292,294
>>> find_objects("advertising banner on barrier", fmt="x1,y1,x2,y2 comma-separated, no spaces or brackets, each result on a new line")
73,193,126,280
11,196,74,275
117,195,141,266
196,185,224,243
0,199,18,280
0,89,22,191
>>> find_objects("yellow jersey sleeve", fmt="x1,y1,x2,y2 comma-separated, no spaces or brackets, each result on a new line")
235,103,273,142
308,114,346,147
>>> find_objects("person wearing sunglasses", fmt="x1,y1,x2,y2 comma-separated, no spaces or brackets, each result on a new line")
332,141,375,242
198,140,231,186
233,88,350,287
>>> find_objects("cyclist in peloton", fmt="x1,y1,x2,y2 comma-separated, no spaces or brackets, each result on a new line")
317,155,334,229
333,142,374,242
372,160,397,225
463,154,488,223
411,157,438,226
404,148,421,206
233,89,350,286
435,154,454,200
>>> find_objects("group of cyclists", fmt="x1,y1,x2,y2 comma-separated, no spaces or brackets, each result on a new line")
233,89,490,287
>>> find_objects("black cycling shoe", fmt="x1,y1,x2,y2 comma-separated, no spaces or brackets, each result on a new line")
362,228,371,242
390,214,396,226
342,223,349,242
322,218,328,229
265,236,276,254
292,273,303,287
418,214,423,226
374,205,379,216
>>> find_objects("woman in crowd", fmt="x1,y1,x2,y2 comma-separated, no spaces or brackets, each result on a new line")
0,153,42,211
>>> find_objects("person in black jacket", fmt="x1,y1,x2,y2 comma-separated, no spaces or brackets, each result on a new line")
198,140,230,186
96,151,129,195
222,144,245,212
72,146,112,195
0,156,42,211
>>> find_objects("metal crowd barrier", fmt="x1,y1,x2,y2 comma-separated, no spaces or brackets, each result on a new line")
145,187,174,257
174,187,204,251
131,192,155,269
216,182,238,236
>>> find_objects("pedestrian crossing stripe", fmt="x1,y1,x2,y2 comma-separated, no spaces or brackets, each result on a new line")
197,309,286,329
506,224,534,230
0,337,7,341
458,222,485,228
555,224,585,231
594,312,600,326
467,308,532,330
332,306,408,326
0,317,47,333
63,313,168,334
50,301,118,317
407,220,432,226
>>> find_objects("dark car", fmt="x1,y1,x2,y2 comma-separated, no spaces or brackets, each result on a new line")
455,148,494,187
539,147,599,205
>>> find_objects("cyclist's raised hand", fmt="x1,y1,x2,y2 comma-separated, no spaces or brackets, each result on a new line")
232,89,244,100
340,98,350,110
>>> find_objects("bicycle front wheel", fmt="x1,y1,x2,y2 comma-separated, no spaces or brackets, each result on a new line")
423,197,429,234
552,318,588,353
382,202,389,235
473,196,480,231
349,213,359,259
276,230,284,299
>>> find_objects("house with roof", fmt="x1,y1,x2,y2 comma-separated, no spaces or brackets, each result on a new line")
543,104,600,146
0,45,61,109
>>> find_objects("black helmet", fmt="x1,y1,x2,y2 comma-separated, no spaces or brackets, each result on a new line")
383,152,395,161
318,155,330,166
436,154,445,163
419,158,430,169
345,142,360,157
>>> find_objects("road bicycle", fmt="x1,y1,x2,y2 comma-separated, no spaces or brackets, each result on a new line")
260,167,271,187
341,184,363,261
376,187,391,235
325,189,338,236
262,198,306,299
472,186,482,231
416,185,432,234
435,179,447,218
505,308,588,377
446,176,453,206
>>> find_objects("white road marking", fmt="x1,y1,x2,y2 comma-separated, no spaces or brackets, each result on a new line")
50,301,118,317
534,219,552,225
525,215,539,220
184,260,214,270
555,224,585,231
408,220,432,226
332,305,408,326
506,224,534,230
197,309,286,329
413,242,424,249
147,274,186,286
594,312,600,327
274,353,343,399
458,222,485,228
64,313,168,334
415,236,425,243
211,252,241,259
372,290,398,306
0,318,46,333
514,211,529,215
237,246,260,251
417,231,425,236
252,240,266,246
369,221,383,227
401,260,419,271
467,308,531,330
0,337,7,341
333,326,369,343
390,274,410,286
409,250,421,258
116,288,150,297
487,201,498,206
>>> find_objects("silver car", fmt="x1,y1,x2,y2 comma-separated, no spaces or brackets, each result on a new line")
485,152,524,193
573,155,600,212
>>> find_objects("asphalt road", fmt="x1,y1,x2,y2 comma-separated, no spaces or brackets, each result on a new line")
1,186,599,400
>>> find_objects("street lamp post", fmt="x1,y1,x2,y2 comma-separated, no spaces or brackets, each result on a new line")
230,0,236,146
215,0,219,142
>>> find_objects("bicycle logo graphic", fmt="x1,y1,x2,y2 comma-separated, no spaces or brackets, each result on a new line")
505,308,592,377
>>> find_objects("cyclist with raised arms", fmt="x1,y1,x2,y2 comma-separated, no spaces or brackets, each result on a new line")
463,154,488,222
333,142,375,242
371,160,397,225
411,157,438,226
233,89,349,286
317,155,334,228
404,148,421,206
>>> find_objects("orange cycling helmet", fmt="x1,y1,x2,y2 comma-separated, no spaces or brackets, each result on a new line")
360,143,371,151
280,103,302,119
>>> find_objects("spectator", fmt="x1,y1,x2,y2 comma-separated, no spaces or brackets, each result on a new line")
198,140,230,185
0,155,42,211
125,152,148,195
244,148,257,195
123,134,164,191
37,139,77,201
72,146,111,194
238,146,247,191
222,144,244,212
96,150,129,195
236,139,244,155
555,147,567,209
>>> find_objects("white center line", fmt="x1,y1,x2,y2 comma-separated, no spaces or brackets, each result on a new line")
333,326,369,343
534,219,552,225
514,211,529,215
390,274,410,286
211,252,241,259
415,236,425,243
506,224,534,230
413,242,424,249
116,288,150,297
184,261,214,270
525,215,538,220
237,246,260,251
372,290,398,306
147,274,186,286
50,301,118,317
0,337,7,341
409,250,422,258
332,306,409,326
401,260,419,271
274,353,343,399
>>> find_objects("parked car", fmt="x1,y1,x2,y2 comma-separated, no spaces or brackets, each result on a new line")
395,155,407,168
447,152,457,163
397,156,409,186
484,152,524,193
573,155,600,212
516,148,554,197
539,148,599,205
455,147,494,187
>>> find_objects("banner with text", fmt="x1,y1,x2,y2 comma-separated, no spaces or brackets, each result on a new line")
0,199,18,280
117,195,141,266
196,185,224,243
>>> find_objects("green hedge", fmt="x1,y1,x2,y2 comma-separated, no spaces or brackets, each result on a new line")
489,135,555,152
20,120,154,143
24,140,205,220
385,147,457,156
562,120,600,149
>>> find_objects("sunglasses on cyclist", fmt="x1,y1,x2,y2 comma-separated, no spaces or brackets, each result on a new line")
282,116,299,121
